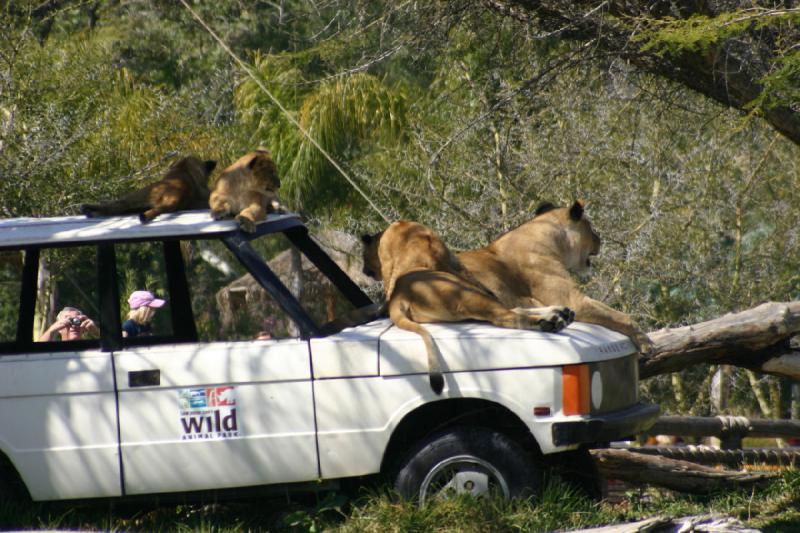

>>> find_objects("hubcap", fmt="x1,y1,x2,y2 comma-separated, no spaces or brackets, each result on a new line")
419,455,509,505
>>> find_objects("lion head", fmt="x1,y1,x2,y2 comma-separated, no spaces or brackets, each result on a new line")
533,199,601,275
360,231,384,280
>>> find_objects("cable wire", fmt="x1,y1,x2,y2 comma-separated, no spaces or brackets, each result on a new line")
178,0,391,224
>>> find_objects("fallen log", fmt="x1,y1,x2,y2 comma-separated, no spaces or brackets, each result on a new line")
639,301,800,379
589,448,777,494
567,515,760,533
647,415,800,442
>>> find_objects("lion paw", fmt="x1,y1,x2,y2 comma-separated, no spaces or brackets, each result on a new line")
552,306,575,326
235,214,256,233
633,332,654,354
538,309,569,333
211,208,231,220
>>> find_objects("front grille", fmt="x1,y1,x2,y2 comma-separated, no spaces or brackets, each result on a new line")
589,354,638,414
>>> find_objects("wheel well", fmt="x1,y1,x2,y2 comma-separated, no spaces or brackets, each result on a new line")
0,451,31,501
380,398,541,474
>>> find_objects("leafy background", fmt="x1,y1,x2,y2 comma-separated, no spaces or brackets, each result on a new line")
1,0,799,416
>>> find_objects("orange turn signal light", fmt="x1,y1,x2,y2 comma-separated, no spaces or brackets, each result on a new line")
562,364,590,416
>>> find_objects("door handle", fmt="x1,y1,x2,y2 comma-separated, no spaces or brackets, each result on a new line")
129,369,160,387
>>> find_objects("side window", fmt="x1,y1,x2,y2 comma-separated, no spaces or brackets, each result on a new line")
35,246,100,345
184,232,364,343
114,242,173,341
184,238,292,342
0,251,23,343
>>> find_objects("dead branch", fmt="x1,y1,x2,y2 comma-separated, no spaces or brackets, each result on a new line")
640,301,800,379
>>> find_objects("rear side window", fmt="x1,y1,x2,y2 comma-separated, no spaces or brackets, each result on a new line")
35,246,100,345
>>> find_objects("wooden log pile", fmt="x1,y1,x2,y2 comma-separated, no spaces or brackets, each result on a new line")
595,302,800,494
589,448,778,495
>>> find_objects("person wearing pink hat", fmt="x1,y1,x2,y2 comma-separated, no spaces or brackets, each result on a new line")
123,290,166,338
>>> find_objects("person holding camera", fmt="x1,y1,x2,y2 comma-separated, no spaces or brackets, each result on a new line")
38,306,100,341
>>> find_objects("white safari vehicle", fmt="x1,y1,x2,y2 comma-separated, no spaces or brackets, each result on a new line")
0,211,658,504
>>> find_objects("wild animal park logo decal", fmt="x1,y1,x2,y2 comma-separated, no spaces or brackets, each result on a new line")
178,386,241,440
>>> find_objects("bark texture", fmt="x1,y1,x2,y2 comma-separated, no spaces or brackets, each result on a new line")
590,448,777,494
641,301,800,379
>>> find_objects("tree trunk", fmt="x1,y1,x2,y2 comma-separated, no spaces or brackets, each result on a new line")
640,301,800,380
33,257,54,340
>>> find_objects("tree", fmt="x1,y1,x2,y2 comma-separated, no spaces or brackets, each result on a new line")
481,0,800,145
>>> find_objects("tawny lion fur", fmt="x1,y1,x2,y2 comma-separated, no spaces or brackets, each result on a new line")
81,156,217,222
209,149,283,233
458,200,653,352
361,220,574,394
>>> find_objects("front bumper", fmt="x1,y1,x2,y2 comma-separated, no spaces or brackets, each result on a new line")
551,403,660,447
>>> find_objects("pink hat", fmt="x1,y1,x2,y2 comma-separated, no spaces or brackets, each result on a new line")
128,290,166,310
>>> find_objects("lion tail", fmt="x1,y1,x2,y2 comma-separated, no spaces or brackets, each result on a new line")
80,200,150,218
390,303,444,395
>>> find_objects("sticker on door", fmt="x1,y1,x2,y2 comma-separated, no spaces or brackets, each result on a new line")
178,386,241,440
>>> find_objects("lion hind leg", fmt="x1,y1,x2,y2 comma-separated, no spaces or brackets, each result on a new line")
209,189,235,220
389,302,444,395
234,195,267,233
140,192,183,222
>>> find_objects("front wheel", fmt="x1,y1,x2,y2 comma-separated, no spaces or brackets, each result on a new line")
392,427,541,505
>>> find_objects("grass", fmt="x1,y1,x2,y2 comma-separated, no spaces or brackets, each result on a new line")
1,472,799,532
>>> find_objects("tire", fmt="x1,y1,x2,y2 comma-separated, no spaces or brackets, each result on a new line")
392,426,541,505
547,448,603,500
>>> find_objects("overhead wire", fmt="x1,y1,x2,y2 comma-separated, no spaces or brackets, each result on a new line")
178,0,392,224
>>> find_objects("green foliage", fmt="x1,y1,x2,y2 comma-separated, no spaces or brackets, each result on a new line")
754,51,800,111
634,8,800,115
2,472,799,531
637,12,756,55
1,0,799,416
236,53,407,214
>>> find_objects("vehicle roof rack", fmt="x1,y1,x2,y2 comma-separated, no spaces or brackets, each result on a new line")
0,210,304,250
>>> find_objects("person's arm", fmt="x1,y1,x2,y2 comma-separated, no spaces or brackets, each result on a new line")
37,318,68,342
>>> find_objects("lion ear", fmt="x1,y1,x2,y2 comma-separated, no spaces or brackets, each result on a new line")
204,160,217,173
569,200,585,221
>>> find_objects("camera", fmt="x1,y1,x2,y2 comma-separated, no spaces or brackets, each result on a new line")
67,317,82,327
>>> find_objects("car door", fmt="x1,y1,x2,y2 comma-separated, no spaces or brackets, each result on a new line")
0,349,122,501
113,338,318,495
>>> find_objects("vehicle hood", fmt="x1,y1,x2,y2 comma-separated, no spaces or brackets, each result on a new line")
310,319,636,379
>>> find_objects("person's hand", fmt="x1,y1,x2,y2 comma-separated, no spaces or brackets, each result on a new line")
78,316,99,336
52,317,73,333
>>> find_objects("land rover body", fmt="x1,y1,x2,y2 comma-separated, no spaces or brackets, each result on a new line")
0,211,658,503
